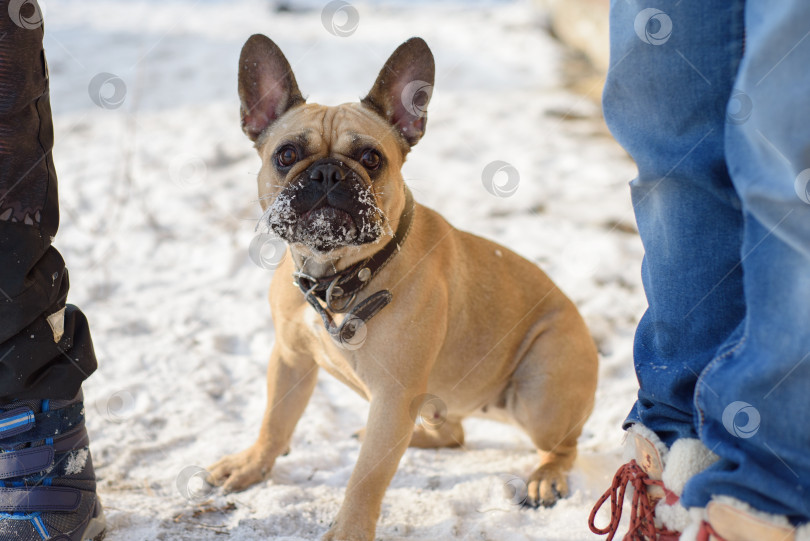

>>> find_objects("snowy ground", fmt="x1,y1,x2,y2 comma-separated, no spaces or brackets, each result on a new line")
43,0,644,539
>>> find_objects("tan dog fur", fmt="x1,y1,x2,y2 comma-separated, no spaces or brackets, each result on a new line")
209,35,598,541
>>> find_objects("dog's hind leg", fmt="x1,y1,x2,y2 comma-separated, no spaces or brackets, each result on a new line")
506,324,598,507
518,402,585,507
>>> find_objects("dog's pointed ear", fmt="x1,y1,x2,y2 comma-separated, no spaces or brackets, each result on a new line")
362,37,435,147
238,34,305,142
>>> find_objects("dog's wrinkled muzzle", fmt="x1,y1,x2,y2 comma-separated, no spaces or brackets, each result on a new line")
267,159,384,252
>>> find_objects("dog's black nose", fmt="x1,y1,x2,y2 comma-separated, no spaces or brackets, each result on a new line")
308,162,346,189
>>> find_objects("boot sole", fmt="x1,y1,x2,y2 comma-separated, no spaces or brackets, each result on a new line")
82,505,108,541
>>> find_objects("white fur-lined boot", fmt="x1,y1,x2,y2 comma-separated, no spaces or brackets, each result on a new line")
590,424,719,540
679,496,810,541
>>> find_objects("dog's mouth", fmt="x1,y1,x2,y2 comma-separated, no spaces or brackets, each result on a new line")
301,205,355,229
265,183,385,253
295,204,359,251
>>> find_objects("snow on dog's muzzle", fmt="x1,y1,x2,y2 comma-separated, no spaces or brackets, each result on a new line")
266,158,385,252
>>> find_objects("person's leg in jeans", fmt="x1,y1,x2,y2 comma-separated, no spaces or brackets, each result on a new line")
0,1,106,539
592,0,810,539
680,0,810,536
604,0,746,445
590,1,746,538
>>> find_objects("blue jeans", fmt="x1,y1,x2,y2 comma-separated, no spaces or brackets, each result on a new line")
605,0,810,524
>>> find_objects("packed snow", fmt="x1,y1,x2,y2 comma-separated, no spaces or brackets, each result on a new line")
43,0,643,539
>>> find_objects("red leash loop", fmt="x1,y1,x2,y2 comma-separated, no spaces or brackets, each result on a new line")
589,460,680,541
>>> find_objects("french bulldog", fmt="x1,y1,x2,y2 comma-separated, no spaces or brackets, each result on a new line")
209,35,598,541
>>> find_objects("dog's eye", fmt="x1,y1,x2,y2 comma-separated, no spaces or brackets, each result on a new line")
359,149,381,171
276,145,298,168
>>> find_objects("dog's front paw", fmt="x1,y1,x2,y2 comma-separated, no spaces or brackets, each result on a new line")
321,526,373,541
208,444,275,493
321,518,375,541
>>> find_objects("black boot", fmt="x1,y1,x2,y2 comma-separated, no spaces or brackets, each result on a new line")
0,392,106,540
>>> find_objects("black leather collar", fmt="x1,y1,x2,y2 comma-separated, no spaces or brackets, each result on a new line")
293,186,415,345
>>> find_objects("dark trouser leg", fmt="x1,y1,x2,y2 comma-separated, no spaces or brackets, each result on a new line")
0,0,97,400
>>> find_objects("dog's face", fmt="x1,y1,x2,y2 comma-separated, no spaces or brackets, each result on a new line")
239,35,434,261
255,104,404,256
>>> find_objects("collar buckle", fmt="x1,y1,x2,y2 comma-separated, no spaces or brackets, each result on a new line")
325,276,357,313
